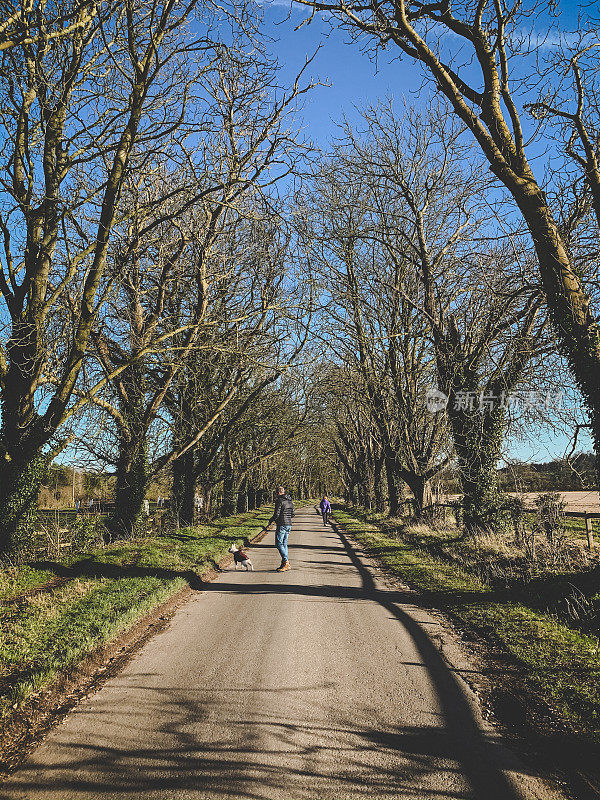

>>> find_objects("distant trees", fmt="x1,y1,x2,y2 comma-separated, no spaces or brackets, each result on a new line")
302,104,546,526
319,367,386,509
499,454,598,493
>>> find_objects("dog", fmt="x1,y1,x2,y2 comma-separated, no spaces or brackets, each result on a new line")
229,543,254,571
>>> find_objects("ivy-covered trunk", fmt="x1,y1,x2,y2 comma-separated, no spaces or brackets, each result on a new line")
448,401,506,532
108,433,149,541
0,450,50,555
171,449,196,527
0,344,55,554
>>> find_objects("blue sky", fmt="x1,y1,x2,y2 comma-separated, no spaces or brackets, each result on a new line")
258,0,586,148
259,3,419,145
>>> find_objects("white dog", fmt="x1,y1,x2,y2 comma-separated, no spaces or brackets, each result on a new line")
229,544,254,571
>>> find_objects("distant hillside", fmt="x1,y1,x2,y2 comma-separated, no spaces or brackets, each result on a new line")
498,453,597,492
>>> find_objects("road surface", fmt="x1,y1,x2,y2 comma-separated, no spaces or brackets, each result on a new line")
1,508,562,800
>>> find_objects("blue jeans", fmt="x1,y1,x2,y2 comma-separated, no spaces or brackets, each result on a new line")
275,524,291,561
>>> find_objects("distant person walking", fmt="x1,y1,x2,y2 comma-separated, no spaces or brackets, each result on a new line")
270,486,294,572
320,495,331,525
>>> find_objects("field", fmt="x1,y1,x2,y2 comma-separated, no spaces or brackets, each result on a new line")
512,491,600,512
444,490,600,511
441,491,600,545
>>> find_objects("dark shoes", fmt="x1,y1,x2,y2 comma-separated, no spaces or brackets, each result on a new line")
276,561,290,572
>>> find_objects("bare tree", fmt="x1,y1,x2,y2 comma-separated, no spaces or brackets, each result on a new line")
338,104,546,529
0,0,103,53
0,0,222,551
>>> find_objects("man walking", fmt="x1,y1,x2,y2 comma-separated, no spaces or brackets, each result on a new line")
270,486,294,572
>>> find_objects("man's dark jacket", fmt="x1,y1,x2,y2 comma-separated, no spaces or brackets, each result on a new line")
271,494,294,527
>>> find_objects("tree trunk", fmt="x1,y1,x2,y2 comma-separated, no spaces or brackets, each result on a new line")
385,456,402,517
0,361,52,554
403,473,433,520
360,480,373,509
348,480,359,507
109,433,149,541
237,475,249,513
374,455,386,513
201,483,213,517
223,449,238,516
171,449,196,527
448,404,506,532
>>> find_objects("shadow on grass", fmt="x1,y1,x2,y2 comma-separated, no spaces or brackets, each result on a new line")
344,514,600,638
26,517,272,594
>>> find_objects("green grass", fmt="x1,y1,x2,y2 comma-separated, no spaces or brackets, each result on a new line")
334,508,600,741
0,508,272,718
0,564,62,602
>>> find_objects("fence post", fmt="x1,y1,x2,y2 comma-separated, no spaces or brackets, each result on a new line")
585,513,594,550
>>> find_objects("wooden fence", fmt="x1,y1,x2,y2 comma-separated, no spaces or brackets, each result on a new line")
395,499,600,550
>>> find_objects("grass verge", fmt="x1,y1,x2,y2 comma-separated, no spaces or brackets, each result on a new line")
0,508,271,721
333,507,600,745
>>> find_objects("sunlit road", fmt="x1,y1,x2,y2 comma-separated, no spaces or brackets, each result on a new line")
1,508,562,800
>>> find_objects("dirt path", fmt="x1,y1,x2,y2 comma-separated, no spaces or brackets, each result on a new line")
1,508,565,800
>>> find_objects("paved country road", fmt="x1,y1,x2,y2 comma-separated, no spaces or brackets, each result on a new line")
1,508,563,800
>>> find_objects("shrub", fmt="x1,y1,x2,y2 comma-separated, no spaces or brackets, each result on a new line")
534,491,567,545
